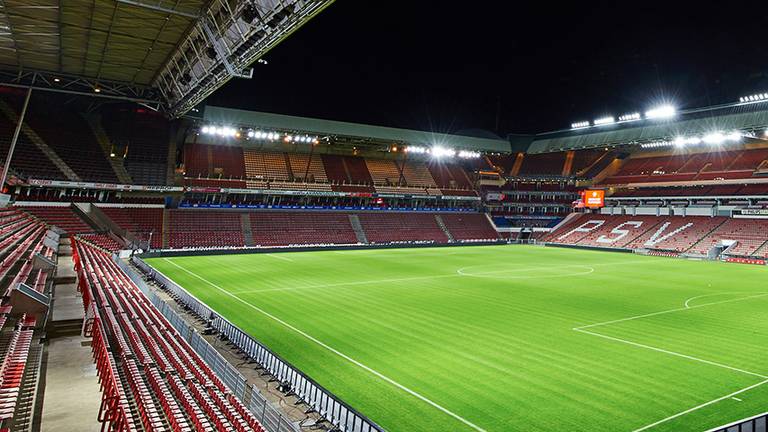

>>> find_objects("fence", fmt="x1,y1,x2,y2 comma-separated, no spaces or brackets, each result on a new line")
115,257,302,432
128,257,385,432
705,412,767,432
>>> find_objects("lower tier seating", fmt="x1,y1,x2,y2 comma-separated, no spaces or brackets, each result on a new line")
542,213,756,254
74,241,265,432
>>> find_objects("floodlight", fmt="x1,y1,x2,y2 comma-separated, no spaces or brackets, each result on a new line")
619,113,641,122
594,116,615,126
571,121,590,129
645,105,676,119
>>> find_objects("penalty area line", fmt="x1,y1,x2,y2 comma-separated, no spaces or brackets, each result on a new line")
631,379,768,432
160,258,488,432
265,253,294,262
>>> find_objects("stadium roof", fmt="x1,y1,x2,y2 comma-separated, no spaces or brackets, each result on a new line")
528,103,768,153
0,0,333,116
204,105,512,152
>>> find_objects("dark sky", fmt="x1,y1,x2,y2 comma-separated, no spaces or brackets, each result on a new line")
207,1,768,136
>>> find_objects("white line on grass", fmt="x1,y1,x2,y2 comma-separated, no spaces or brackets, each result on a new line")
574,293,768,331
573,328,767,379
683,292,768,309
265,253,294,262
631,379,768,432
161,258,488,432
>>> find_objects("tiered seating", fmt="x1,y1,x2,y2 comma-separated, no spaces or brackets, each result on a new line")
184,178,248,189
24,101,118,183
184,143,211,177
427,163,454,188
19,206,93,234
77,233,122,252
168,210,244,248
544,214,732,253
244,150,291,181
344,156,374,185
604,148,768,185
0,96,65,180
100,207,164,249
440,214,499,241
74,241,265,432
0,319,35,425
250,212,357,246
398,161,437,187
288,153,327,183
102,107,170,185
210,145,246,178
570,150,608,176
688,218,768,256
366,159,403,185
359,213,448,243
320,154,348,184
518,152,567,176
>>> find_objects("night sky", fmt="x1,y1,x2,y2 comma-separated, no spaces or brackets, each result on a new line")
207,1,768,136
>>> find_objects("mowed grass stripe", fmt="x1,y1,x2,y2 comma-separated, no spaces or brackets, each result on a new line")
146,246,768,431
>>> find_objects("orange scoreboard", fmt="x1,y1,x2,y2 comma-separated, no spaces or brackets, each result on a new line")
582,190,605,208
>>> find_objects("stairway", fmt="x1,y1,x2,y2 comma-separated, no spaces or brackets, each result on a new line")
434,215,455,242
10,340,43,431
241,213,255,247
0,99,80,181
83,114,132,184
283,153,294,180
348,214,368,244
161,209,170,248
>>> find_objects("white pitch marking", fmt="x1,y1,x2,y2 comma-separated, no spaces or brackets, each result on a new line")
575,293,768,331
161,258,488,432
631,379,768,432
684,292,768,309
265,253,294,262
574,328,767,379
731,397,743,402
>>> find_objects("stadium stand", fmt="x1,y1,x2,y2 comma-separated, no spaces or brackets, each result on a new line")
518,152,567,176
102,107,170,185
250,212,358,246
440,214,499,241
0,97,65,180
366,159,403,185
99,207,164,249
20,206,93,234
358,213,448,243
245,150,291,181
73,241,265,431
167,210,244,249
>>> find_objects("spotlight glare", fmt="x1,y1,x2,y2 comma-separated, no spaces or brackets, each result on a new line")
594,116,616,126
645,105,676,119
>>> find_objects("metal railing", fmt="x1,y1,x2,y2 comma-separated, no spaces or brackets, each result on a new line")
115,258,302,432
706,412,767,432
131,257,385,432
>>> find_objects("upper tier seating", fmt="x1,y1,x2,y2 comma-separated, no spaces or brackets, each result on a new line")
184,143,246,179
345,156,374,185
320,154,348,184
613,183,768,197
20,206,93,234
168,210,244,248
366,159,403,185
358,213,448,243
244,150,290,181
440,214,499,241
102,107,170,185
288,153,327,183
0,96,65,180
250,212,357,246
24,100,118,183
73,241,266,432
604,149,768,185
518,153,567,176
398,161,437,187
99,207,164,249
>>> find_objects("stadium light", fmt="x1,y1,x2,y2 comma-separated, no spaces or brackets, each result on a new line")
406,146,429,154
431,146,456,158
618,113,641,122
645,105,676,119
594,116,615,126
739,93,768,104
458,150,481,159
571,121,590,129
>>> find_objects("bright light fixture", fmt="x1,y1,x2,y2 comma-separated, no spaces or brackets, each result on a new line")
571,121,590,129
645,105,676,119
594,116,615,126
618,113,641,122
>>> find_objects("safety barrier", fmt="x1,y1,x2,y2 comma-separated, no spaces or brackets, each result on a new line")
130,256,385,432
706,412,767,432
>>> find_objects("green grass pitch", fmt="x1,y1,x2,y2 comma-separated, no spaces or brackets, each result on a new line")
145,245,768,432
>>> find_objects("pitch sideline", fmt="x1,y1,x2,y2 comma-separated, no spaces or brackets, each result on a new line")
161,258,489,432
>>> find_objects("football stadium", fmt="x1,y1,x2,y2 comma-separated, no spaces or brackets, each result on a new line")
0,1,765,432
